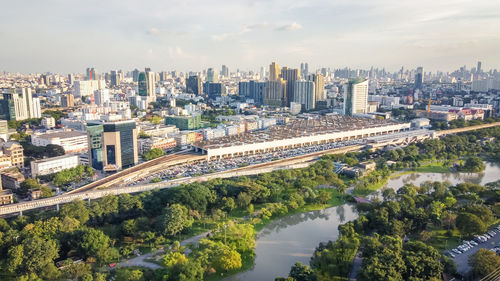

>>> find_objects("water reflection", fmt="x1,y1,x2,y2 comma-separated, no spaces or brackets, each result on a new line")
226,205,358,281
386,162,500,191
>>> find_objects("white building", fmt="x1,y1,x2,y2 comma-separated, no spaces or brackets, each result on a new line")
74,80,106,98
31,130,88,153
31,154,80,177
94,89,110,105
344,79,368,116
41,117,56,129
293,80,315,111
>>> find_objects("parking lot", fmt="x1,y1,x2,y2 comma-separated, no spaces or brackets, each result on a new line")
451,227,500,276
126,139,365,186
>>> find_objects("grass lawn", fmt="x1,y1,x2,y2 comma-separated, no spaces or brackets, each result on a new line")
414,162,450,173
426,228,462,252
352,176,390,196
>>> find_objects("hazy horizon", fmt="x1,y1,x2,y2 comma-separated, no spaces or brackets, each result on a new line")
1,0,499,73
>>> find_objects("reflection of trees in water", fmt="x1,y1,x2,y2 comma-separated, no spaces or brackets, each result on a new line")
402,173,420,184
336,205,345,223
257,205,357,238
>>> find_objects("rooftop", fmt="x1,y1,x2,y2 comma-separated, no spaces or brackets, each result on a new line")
34,130,86,139
195,115,401,149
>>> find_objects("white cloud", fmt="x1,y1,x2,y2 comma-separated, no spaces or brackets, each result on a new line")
147,27,160,35
276,22,303,31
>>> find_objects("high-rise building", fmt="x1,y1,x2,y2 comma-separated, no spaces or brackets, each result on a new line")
110,70,121,86
138,68,156,98
344,78,368,116
61,94,74,107
0,88,40,121
67,74,74,85
87,120,138,171
264,79,287,107
207,68,219,83
221,65,229,78
41,74,51,86
414,67,424,89
203,82,226,99
293,80,315,111
477,61,482,74
307,74,326,102
186,75,202,95
86,68,97,80
94,89,110,106
269,62,281,81
280,67,300,106
74,80,105,98
300,63,309,77
132,69,140,82
240,81,266,104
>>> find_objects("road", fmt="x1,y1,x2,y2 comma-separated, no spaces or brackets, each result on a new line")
453,234,500,276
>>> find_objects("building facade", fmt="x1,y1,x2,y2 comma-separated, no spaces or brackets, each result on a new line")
31,154,80,177
344,78,369,116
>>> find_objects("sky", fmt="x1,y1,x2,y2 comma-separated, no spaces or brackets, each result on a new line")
1,0,500,73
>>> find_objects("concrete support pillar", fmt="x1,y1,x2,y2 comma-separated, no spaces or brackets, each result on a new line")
56,203,60,212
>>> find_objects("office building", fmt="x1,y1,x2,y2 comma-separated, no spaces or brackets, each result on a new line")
203,82,226,99
86,68,97,80
293,80,315,111
138,68,156,98
477,61,482,74
221,65,229,78
207,68,219,83
238,81,266,104
344,78,368,116
186,75,202,95
87,120,138,171
307,74,326,101
280,67,300,106
94,89,110,106
269,62,281,81
132,69,140,82
68,74,74,85
32,130,88,153
300,63,309,77
110,70,121,86
414,67,424,89
61,93,74,107
0,88,40,121
31,154,80,177
264,79,287,107
74,80,105,98
165,115,202,130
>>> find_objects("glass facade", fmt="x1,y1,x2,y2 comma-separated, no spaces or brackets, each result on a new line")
87,124,104,170
103,121,136,169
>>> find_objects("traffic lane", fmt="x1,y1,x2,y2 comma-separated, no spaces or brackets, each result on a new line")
453,233,500,276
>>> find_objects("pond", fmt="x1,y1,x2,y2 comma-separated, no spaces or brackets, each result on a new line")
225,205,358,281
225,161,500,281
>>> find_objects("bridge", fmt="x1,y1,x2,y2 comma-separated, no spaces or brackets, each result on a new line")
1,121,499,216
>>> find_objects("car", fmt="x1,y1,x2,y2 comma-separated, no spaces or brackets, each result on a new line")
470,241,478,246
452,249,461,254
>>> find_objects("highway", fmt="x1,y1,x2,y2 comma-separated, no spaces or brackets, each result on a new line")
0,121,498,216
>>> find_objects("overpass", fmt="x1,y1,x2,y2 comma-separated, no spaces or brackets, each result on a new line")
0,144,364,217
1,121,499,216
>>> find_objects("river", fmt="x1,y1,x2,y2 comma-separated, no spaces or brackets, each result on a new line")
225,162,500,281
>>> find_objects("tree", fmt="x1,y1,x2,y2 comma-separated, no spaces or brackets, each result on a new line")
143,148,165,161
402,241,443,280
115,268,144,281
77,228,118,264
159,204,193,236
60,199,90,224
456,212,486,237
469,249,500,278
458,156,486,172
46,144,65,157
289,262,317,281
20,237,59,274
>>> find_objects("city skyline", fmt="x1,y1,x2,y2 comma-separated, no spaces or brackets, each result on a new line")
1,0,500,73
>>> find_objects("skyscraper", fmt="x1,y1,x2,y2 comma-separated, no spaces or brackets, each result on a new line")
138,68,156,98
0,88,40,120
280,67,300,106
221,65,229,78
87,120,138,171
86,68,97,80
300,63,309,77
269,62,281,81
61,94,74,107
110,70,120,86
307,74,326,102
186,75,202,95
344,78,368,116
414,67,424,89
264,79,287,107
293,80,315,111
477,61,482,73
207,68,219,83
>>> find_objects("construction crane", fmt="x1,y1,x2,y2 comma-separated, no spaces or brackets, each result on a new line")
416,98,440,118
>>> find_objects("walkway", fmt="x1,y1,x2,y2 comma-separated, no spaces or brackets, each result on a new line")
348,250,363,281
119,231,211,269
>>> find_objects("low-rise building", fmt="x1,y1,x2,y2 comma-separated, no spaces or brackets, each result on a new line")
30,154,80,177
0,142,24,168
0,189,13,205
138,137,177,154
42,117,56,129
1,171,25,190
165,115,202,130
31,130,88,153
